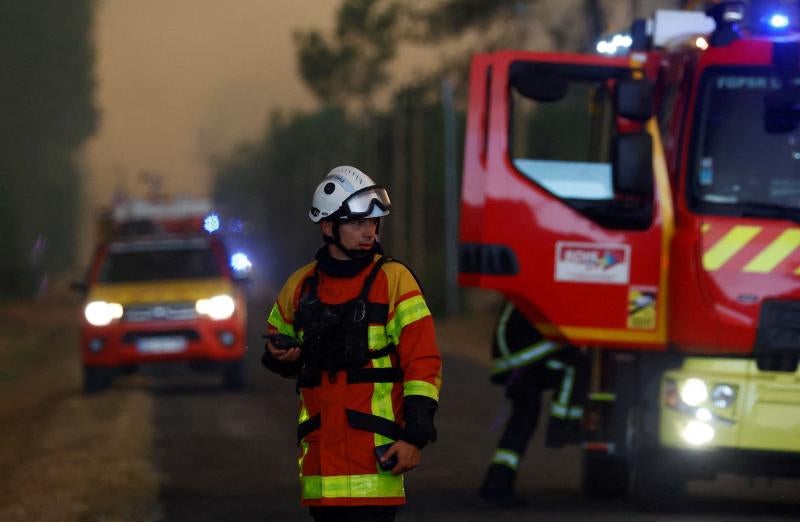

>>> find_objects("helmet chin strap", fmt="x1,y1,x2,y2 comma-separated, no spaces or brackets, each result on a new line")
323,221,375,259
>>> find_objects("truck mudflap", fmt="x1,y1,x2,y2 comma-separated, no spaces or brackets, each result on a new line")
458,50,672,349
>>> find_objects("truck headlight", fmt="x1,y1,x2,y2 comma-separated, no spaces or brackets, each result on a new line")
679,378,708,406
84,301,124,326
681,420,715,446
196,295,235,320
711,383,736,409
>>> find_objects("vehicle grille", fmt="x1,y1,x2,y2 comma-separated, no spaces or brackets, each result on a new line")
123,302,198,322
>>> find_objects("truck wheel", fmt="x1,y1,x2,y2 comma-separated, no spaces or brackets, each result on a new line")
581,451,629,498
633,452,687,511
83,366,113,394
222,360,245,390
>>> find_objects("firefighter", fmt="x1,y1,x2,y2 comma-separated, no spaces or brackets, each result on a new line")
262,166,442,522
479,301,589,507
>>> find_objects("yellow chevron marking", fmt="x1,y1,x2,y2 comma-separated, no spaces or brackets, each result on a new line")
743,229,800,273
703,226,761,271
701,223,710,234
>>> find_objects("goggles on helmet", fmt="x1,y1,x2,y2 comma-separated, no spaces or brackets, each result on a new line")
336,186,391,219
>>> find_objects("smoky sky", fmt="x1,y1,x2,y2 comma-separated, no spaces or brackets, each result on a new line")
84,0,340,203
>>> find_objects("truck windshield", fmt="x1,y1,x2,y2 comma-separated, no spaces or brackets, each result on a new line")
692,70,800,217
100,239,222,282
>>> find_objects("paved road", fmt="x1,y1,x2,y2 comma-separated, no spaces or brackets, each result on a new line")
1,295,798,521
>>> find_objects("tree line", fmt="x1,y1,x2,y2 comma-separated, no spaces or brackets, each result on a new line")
0,0,98,297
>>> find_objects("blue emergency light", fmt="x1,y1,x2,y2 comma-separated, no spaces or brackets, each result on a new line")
230,252,252,272
767,12,790,29
204,213,220,233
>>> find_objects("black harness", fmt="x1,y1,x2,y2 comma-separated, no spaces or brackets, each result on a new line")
294,257,396,375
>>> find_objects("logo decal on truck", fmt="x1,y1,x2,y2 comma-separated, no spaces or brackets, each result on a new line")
554,242,630,284
627,286,657,330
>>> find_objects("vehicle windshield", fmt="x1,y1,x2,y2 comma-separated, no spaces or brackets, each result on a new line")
692,70,800,215
99,238,221,283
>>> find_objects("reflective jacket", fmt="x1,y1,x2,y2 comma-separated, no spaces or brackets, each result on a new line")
266,253,441,507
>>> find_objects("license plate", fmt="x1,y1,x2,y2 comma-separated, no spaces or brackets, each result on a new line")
137,336,187,354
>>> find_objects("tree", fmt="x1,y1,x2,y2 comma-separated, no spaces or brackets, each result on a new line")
294,0,399,111
0,0,98,296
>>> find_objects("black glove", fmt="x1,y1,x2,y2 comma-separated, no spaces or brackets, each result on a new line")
260,333,302,378
402,395,438,449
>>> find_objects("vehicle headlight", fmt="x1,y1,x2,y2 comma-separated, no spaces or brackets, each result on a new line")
679,378,708,406
84,301,124,326
711,383,736,409
196,295,235,320
681,420,715,446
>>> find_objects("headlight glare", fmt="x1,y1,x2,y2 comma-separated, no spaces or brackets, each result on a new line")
680,378,708,406
711,383,736,409
84,301,124,326
196,295,235,320
681,420,715,446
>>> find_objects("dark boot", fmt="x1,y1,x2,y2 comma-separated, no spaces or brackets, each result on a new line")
479,464,527,508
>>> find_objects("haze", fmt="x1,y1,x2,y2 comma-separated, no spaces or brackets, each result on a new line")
84,0,340,204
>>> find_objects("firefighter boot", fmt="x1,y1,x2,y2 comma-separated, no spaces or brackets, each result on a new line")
479,464,527,508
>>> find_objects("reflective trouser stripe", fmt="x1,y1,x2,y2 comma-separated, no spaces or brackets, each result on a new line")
491,448,520,470
550,404,584,420
302,474,405,499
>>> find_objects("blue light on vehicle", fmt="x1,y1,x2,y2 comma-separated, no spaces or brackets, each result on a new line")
230,252,252,272
768,13,790,29
204,213,220,233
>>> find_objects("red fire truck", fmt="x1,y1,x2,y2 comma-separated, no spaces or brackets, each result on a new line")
77,197,249,392
459,2,800,507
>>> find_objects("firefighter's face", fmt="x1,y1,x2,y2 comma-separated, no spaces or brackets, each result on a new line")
322,218,378,258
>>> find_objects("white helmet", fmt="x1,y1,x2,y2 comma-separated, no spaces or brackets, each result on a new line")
309,166,391,223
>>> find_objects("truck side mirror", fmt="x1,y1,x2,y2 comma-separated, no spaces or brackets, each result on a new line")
615,79,653,121
764,87,800,134
510,62,569,102
613,133,653,196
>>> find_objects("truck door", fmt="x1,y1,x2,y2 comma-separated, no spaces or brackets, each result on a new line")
459,51,671,349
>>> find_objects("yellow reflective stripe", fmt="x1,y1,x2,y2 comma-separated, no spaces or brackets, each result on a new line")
743,229,800,273
492,449,519,469
495,302,515,360
371,354,395,447
298,401,309,478
703,225,761,271
491,340,560,374
368,325,389,350
267,304,296,336
403,380,439,401
386,295,431,341
302,474,405,499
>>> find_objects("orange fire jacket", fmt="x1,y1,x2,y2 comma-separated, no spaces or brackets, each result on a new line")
266,254,442,507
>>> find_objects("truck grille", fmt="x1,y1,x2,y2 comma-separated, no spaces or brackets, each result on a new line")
123,302,198,322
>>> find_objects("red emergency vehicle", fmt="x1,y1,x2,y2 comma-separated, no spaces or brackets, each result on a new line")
459,2,800,507
78,198,248,392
